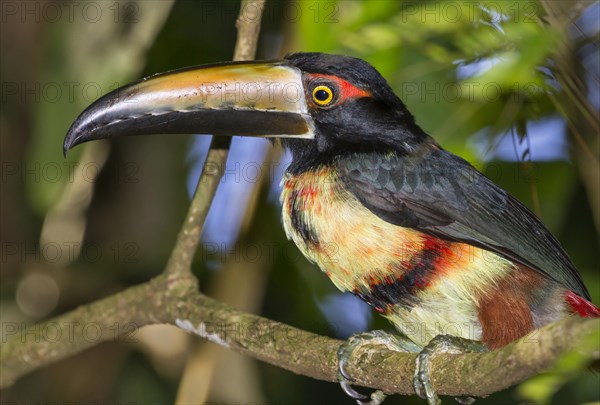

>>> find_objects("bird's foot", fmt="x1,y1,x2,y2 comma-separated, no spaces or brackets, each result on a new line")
413,335,487,405
337,330,422,405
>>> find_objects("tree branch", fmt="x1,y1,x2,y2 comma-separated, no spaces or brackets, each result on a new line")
2,272,598,395
172,303,600,397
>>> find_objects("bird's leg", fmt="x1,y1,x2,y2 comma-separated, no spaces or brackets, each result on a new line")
413,335,487,405
338,330,423,405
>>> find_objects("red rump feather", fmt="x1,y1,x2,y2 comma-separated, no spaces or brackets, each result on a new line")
565,291,600,317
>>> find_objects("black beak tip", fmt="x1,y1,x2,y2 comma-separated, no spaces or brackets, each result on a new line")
63,126,83,157
63,133,74,157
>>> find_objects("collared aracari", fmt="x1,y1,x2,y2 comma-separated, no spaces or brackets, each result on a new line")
64,52,599,404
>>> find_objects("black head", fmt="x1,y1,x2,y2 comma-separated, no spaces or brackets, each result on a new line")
282,52,427,173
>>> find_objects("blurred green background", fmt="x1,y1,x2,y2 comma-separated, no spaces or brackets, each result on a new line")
1,1,598,404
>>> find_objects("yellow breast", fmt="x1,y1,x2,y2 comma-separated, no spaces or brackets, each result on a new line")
281,166,428,291
280,164,518,346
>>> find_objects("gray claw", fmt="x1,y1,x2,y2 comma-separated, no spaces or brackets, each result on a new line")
338,330,416,405
340,369,387,405
414,349,440,405
412,335,487,405
338,353,354,382
340,376,369,401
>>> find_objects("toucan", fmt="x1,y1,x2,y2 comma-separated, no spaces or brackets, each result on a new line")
64,52,599,405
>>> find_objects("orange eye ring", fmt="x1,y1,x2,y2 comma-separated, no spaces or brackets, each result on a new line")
312,85,334,106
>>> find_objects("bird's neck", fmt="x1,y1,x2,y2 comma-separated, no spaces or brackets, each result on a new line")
282,121,434,176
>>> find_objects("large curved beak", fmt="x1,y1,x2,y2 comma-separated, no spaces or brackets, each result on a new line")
63,61,314,155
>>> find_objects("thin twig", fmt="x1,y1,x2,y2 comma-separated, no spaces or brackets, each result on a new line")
164,0,266,282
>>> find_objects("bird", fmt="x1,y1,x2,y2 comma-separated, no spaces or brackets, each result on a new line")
64,52,599,405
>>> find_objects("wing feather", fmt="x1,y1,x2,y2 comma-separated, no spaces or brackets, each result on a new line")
338,147,590,299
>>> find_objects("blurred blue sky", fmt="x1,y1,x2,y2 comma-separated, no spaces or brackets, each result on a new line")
187,136,269,247
317,293,372,338
470,116,570,162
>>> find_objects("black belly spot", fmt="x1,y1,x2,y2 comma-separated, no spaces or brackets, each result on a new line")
289,190,320,246
353,241,446,312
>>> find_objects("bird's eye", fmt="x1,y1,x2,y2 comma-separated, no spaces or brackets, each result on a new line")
312,85,334,106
